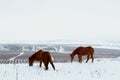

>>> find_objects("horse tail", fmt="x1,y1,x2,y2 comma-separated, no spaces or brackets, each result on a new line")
88,46,94,63
49,54,55,70
49,58,55,70
87,46,94,59
51,53,54,61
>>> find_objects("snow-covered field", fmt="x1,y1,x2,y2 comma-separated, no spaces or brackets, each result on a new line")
0,58,120,80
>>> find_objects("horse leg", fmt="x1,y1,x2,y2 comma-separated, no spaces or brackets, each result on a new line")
86,54,90,63
50,61,55,70
44,62,49,70
78,55,82,63
39,60,42,67
91,54,94,63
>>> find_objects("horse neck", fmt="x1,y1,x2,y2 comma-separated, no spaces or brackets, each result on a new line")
71,51,77,56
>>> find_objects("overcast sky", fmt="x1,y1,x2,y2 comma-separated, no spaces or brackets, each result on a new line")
0,0,120,42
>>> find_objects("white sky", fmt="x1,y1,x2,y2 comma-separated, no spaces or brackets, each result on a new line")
0,0,120,42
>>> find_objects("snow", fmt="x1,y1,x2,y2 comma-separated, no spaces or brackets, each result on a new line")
9,52,24,61
0,58,120,80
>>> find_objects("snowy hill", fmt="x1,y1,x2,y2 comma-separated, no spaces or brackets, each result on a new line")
0,40,120,52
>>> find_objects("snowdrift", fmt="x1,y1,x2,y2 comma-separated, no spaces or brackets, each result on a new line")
0,58,120,80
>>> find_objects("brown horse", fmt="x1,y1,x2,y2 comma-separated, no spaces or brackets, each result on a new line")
70,46,94,63
29,50,55,70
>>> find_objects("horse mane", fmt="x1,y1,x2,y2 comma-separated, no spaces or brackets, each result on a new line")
29,50,43,60
71,46,81,56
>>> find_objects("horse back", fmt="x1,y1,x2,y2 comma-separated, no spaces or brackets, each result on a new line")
42,51,52,63
78,46,94,55
87,46,94,54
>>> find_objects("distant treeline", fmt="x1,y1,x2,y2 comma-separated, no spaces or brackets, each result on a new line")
0,44,75,52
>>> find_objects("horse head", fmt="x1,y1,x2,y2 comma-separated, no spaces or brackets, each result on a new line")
70,54,74,62
28,57,34,66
